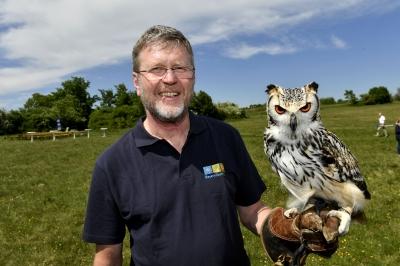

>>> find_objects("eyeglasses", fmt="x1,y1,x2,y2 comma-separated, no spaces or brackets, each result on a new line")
137,66,195,80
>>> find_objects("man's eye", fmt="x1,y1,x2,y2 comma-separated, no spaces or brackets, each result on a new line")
172,66,186,73
149,67,166,74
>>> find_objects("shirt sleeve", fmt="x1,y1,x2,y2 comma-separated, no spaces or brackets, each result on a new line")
82,162,126,244
230,129,267,207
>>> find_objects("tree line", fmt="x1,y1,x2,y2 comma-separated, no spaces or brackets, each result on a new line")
320,86,399,105
1,77,398,135
0,76,246,135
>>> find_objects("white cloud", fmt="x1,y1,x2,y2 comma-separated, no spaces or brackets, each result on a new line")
331,35,348,49
0,66,68,93
224,42,298,59
0,0,398,98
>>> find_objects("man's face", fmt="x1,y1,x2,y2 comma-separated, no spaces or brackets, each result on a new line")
133,44,195,123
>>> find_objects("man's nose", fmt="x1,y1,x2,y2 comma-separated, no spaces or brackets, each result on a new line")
161,69,178,83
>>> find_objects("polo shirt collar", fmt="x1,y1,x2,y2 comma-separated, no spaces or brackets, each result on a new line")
133,111,207,148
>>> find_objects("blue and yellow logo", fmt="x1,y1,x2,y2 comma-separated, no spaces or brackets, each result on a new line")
203,163,225,179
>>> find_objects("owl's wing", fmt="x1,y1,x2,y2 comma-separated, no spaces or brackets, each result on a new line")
316,129,370,199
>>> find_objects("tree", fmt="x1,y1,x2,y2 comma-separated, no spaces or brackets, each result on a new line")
190,90,222,119
344,90,358,105
131,90,145,115
98,89,115,108
24,93,53,109
52,76,98,127
22,93,56,131
22,107,56,132
4,110,24,134
89,87,144,129
0,109,7,135
20,76,98,131
114,84,133,107
363,86,392,105
51,95,84,128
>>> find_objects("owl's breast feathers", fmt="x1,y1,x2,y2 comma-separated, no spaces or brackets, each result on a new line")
264,126,371,201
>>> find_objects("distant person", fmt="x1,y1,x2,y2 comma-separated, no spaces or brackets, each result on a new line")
56,118,62,131
375,112,388,137
395,119,400,156
82,25,342,266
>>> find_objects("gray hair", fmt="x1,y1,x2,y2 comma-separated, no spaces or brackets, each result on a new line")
132,25,194,72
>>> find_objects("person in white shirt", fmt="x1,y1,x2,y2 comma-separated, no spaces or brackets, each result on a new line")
376,113,388,137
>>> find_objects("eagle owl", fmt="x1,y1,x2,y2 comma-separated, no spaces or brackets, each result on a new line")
263,82,371,235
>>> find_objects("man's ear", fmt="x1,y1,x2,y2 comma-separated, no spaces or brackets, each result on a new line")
133,72,142,96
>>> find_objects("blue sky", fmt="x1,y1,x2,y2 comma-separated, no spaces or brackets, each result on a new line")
1,0,400,110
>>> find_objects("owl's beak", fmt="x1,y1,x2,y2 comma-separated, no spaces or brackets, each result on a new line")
290,113,297,132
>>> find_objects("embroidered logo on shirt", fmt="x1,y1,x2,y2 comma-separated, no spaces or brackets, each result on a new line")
203,163,225,179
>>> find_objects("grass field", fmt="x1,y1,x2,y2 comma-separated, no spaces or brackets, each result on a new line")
1,102,399,265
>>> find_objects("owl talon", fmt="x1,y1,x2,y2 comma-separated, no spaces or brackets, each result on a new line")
327,210,351,236
284,208,299,218
322,215,340,243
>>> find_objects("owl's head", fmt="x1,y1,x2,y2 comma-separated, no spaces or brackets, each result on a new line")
265,82,321,139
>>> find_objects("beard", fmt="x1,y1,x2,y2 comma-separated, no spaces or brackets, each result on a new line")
144,100,186,123
140,91,192,123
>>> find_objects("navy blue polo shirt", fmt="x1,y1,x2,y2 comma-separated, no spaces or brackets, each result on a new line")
83,113,266,266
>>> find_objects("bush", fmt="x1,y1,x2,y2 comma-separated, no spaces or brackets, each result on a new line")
320,97,336,105
88,105,144,129
111,105,143,128
216,102,247,119
21,108,57,132
88,109,113,129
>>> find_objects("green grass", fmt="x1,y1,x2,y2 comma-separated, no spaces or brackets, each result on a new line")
1,102,399,265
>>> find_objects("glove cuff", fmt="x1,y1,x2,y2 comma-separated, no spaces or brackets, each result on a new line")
260,207,306,265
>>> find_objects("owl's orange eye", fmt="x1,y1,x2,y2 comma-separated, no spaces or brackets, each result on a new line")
275,105,286,114
300,103,311,112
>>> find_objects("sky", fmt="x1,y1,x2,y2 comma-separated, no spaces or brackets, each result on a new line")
1,0,400,110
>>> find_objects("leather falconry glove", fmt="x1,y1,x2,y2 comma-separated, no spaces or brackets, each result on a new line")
260,207,340,266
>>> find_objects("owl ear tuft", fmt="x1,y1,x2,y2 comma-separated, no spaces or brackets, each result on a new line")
306,81,318,93
266,84,278,95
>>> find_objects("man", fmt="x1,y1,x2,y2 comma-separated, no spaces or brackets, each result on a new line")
395,118,400,156
83,25,337,265
376,112,388,137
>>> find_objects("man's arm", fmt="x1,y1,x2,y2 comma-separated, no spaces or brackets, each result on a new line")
93,244,122,266
237,200,271,235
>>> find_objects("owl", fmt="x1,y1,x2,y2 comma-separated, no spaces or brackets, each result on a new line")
263,81,371,237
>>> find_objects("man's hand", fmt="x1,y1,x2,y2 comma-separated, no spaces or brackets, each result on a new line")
260,207,340,266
